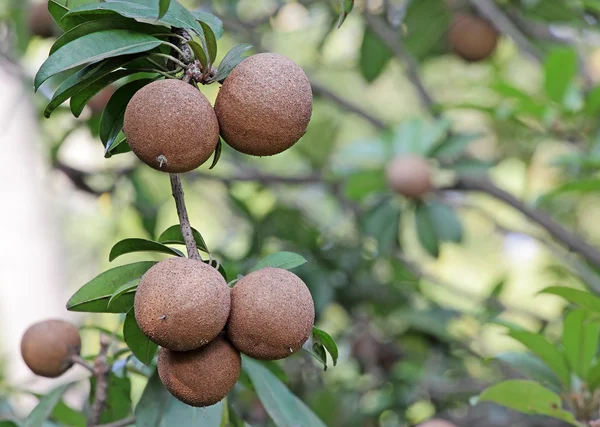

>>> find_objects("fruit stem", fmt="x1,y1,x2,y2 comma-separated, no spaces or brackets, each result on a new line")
70,354,94,374
169,173,201,260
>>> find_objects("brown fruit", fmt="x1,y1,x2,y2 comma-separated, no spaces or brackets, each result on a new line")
227,267,314,360
28,3,56,39
134,258,230,351
21,319,81,378
158,336,241,407
385,156,433,198
448,13,498,62
417,419,458,427
123,79,219,173
214,53,313,156
88,86,116,116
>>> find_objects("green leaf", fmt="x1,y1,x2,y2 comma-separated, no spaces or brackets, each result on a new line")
0,421,20,427
361,198,402,253
107,279,140,309
209,140,222,170
214,44,252,82
588,361,600,391
187,40,208,68
24,384,71,427
495,352,562,392
134,370,173,426
562,309,600,379
584,85,600,116
35,30,163,90
242,356,327,427
89,373,131,424
535,179,600,205
123,310,158,366
192,11,224,39
69,70,130,118
251,251,307,272
157,225,209,253
478,380,579,425
359,26,392,83
66,261,156,313
48,1,70,31
391,118,451,156
426,201,463,243
160,398,222,426
429,132,482,158
50,400,86,427
343,170,386,201
539,286,600,313
310,342,328,370
415,202,439,257
109,238,183,262
100,78,156,151
545,48,578,104
336,0,354,28
158,0,171,20
199,21,217,66
508,329,571,386
312,328,339,366
403,0,451,60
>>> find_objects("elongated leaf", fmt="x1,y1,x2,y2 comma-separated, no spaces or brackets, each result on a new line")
192,10,224,39
124,310,158,365
478,380,579,425
70,70,131,118
50,400,86,427
107,278,140,308
243,357,327,427
24,384,71,427
209,140,222,170
158,0,171,19
214,44,252,82
539,286,600,313
159,399,222,426
109,238,183,262
545,48,578,104
135,370,173,426
188,40,208,68
359,26,392,83
66,261,156,313
48,1,70,31
429,132,482,158
588,361,600,391
89,373,131,424
35,30,163,90
199,21,217,66
536,179,600,205
157,225,208,252
562,309,600,379
495,352,561,392
427,201,463,243
336,0,354,28
361,198,401,253
508,330,571,386
415,202,439,257
251,252,307,272
312,328,338,366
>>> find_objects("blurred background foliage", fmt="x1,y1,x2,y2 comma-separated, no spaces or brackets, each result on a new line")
3,0,600,426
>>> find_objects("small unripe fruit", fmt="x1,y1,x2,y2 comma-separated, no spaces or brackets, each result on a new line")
123,79,219,173
448,13,498,62
385,156,433,198
134,258,230,351
21,319,81,378
28,3,56,39
158,336,241,407
214,53,313,156
227,267,315,360
88,86,115,116
417,419,458,427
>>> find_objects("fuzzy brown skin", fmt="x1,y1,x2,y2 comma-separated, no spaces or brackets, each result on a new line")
134,258,230,351
123,79,219,173
214,53,312,156
158,336,241,407
448,14,498,62
21,319,81,378
227,267,315,360
417,419,458,427
385,156,433,199
28,3,56,39
88,86,116,116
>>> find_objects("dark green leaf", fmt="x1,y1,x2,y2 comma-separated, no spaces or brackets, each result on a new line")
588,361,600,391
35,30,163,90
584,85,600,116
50,400,86,427
539,286,600,313
429,132,482,158
495,352,562,392
343,170,386,201
361,198,401,253
242,356,327,427
192,11,224,39
134,370,173,426
478,380,578,425
105,133,130,157
158,0,171,20
251,252,307,272
89,373,131,424
107,279,140,309
426,201,463,243
66,262,156,313
123,310,158,365
562,309,600,379
199,21,217,65
403,0,451,60
310,342,328,370
157,225,209,253
214,44,252,82
24,384,71,427
187,40,208,68
336,0,354,28
69,70,130,118
415,202,439,257
508,329,571,386
48,1,70,31
313,327,338,366
359,26,392,83
545,48,578,104
109,238,183,262
535,179,600,205
209,140,222,170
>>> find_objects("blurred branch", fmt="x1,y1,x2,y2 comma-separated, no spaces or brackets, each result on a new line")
190,170,323,185
89,334,111,426
170,173,201,260
70,354,94,374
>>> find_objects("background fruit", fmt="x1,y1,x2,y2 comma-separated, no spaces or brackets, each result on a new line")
214,53,312,156
227,267,314,360
20,319,81,378
123,79,219,173
28,3,56,39
448,13,498,62
158,336,241,407
385,155,433,198
134,258,230,351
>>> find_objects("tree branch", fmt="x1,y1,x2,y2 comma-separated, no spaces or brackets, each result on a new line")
89,334,111,426
169,174,201,260
70,354,94,374
95,417,136,427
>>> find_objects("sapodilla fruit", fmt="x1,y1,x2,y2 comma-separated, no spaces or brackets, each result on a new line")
134,258,230,351
123,79,219,173
28,3,56,39
21,319,81,378
448,13,498,62
385,155,433,198
214,53,313,156
417,419,458,427
158,336,241,407
227,267,315,360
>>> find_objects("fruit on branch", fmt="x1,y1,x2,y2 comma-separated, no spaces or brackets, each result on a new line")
448,13,498,62
123,79,219,173
214,53,312,156
134,258,230,351
20,319,81,378
227,267,314,360
88,86,116,116
28,2,56,39
417,419,458,427
385,155,433,198
158,335,241,407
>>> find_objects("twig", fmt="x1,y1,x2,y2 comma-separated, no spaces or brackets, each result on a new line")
89,334,111,426
169,174,201,260
70,354,94,374
94,417,136,427
189,170,324,185
442,176,600,269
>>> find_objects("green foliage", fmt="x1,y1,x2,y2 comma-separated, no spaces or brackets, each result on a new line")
89,373,131,424
157,225,209,252
109,238,184,261
123,310,158,366
251,251,307,272
24,384,71,427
